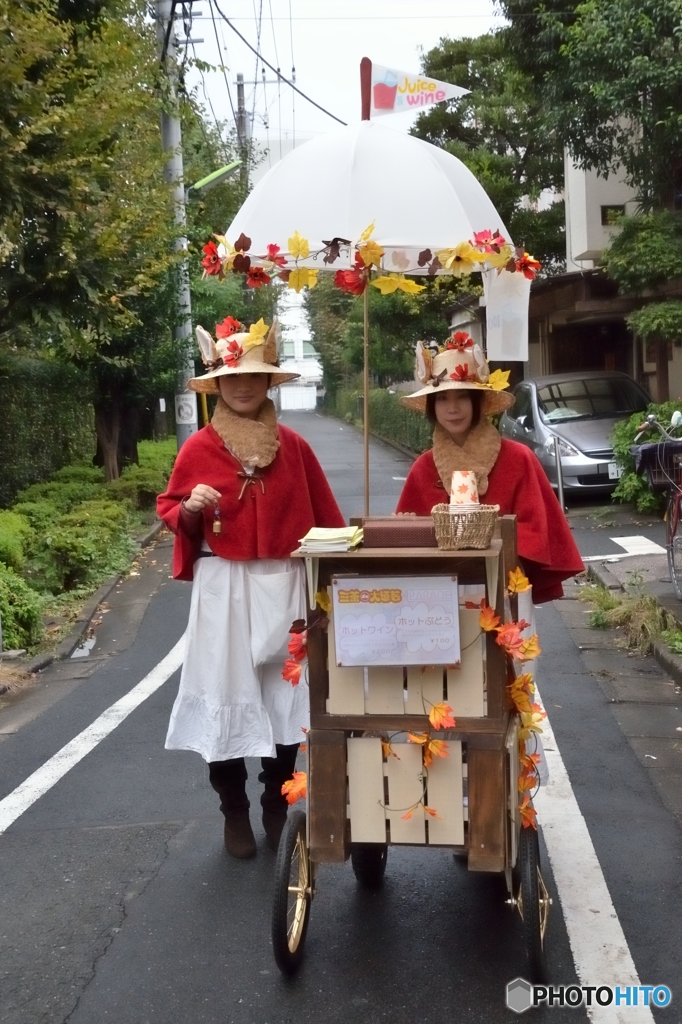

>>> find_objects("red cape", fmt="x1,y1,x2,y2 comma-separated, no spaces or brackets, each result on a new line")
396,438,584,602
157,423,345,580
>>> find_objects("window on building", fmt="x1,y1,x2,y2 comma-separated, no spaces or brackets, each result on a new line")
281,340,295,358
601,205,625,226
302,342,318,358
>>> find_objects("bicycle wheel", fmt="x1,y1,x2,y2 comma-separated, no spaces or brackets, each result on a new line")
271,810,311,975
517,825,550,984
350,843,388,888
666,489,682,600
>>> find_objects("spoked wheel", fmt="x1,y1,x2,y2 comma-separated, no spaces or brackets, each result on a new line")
350,843,388,888
516,825,550,983
271,810,311,975
666,490,682,600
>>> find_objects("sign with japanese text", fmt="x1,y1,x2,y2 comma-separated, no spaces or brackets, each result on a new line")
332,575,460,667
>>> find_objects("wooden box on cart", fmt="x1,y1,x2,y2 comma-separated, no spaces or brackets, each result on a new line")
296,516,520,875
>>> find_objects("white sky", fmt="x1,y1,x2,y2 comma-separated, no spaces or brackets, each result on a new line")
183,0,503,156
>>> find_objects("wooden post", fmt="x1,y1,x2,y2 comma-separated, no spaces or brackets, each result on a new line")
309,730,349,862
363,286,370,516
360,57,372,120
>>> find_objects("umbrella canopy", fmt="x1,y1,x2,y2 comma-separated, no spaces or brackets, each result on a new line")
224,119,511,272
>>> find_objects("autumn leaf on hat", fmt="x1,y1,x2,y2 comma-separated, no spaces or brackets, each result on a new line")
448,331,474,352
415,340,433,385
244,318,269,350
223,339,244,367
450,363,476,383
281,771,307,805
215,316,243,339
488,369,511,391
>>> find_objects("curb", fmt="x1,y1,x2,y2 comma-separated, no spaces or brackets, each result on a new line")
586,561,623,591
16,520,166,681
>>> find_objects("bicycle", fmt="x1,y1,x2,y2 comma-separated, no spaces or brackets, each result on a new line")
631,411,682,599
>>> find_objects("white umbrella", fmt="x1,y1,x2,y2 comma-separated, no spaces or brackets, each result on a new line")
213,119,535,514
225,119,510,272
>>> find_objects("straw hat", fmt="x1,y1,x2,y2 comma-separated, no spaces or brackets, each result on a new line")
188,317,300,394
401,332,514,416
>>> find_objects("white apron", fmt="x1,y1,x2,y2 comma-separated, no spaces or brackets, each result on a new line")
165,556,308,761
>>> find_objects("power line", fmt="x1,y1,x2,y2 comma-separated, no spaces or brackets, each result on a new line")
211,0,347,126
208,0,237,126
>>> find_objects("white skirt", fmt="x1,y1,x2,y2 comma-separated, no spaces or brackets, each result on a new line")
165,557,309,761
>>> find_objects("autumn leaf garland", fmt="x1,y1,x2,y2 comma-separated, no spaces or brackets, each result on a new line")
201,223,542,296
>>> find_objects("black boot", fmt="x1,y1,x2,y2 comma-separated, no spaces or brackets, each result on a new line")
259,743,300,851
208,759,256,859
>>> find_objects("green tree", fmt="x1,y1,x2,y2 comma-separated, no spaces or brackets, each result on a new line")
499,0,682,209
412,31,566,273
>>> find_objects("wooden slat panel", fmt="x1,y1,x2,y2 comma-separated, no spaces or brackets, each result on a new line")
309,730,349,863
366,666,405,714
447,608,485,717
386,743,426,844
404,666,444,714
347,737,386,843
467,747,506,872
311,713,509,740
426,740,464,844
327,604,365,714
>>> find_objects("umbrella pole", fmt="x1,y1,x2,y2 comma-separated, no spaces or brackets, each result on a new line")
363,286,370,517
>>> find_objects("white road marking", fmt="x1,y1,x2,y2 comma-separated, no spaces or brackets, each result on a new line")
535,690,654,1023
392,476,407,481
0,636,185,837
609,535,666,556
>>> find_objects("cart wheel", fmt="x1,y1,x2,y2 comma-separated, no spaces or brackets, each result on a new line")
351,843,388,888
271,810,311,975
517,826,550,983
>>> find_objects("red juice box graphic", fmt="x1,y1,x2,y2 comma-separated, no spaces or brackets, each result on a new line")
373,69,399,110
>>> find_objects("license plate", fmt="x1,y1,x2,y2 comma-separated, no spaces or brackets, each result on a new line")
607,462,623,480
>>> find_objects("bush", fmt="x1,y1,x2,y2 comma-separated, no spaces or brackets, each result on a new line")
14,479,106,512
107,465,168,510
137,437,177,477
33,499,134,592
52,465,105,485
11,501,60,546
0,563,43,650
0,511,32,571
611,400,682,512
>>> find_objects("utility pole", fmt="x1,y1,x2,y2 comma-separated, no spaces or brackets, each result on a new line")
156,0,198,449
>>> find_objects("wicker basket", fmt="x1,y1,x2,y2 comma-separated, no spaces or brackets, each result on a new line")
431,503,500,550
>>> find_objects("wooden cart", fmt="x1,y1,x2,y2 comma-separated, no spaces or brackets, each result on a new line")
271,517,550,981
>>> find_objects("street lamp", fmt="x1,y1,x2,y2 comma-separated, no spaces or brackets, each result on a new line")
186,160,242,199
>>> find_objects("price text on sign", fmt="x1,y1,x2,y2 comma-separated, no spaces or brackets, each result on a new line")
332,575,460,667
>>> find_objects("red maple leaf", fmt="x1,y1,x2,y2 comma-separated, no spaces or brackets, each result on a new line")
263,242,287,267
215,316,243,339
282,658,302,686
450,363,475,382
334,253,369,295
201,240,222,276
287,631,308,662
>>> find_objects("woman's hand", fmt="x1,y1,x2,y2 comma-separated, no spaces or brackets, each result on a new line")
183,485,221,514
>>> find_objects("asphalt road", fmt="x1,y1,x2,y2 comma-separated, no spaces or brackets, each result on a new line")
0,412,680,1024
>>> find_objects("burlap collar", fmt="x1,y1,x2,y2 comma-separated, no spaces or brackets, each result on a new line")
432,420,501,496
210,396,280,468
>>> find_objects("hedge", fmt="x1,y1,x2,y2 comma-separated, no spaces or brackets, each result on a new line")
0,352,95,508
326,386,431,454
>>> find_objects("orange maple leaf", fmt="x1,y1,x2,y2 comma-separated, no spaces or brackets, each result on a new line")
281,771,307,805
381,738,399,759
479,600,501,632
424,738,449,768
282,658,302,685
287,631,308,661
407,731,428,745
495,621,523,655
401,806,416,820
464,598,484,609
299,743,307,752
507,566,531,594
518,768,537,794
519,794,538,829
518,634,541,662
520,749,542,771
429,701,455,730
424,805,443,819
508,680,534,715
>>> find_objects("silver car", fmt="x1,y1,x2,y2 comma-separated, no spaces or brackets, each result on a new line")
498,371,650,492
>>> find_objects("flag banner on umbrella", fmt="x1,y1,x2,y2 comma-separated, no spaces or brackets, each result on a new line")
370,62,468,117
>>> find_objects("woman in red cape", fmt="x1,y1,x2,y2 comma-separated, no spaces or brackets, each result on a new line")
157,318,344,860
395,336,584,603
